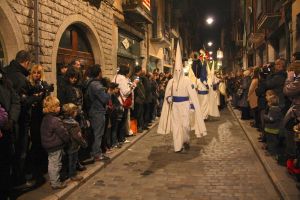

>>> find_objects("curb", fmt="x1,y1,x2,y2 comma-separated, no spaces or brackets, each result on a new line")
228,105,286,200
44,121,159,200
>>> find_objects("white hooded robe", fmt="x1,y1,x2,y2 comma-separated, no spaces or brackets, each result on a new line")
157,76,207,152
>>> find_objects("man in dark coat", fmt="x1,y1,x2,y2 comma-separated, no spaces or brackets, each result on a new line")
133,66,146,133
265,59,287,111
3,50,39,188
0,67,20,199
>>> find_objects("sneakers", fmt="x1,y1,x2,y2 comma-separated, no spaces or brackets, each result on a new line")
51,182,67,190
76,162,87,171
94,155,110,162
70,175,83,182
123,139,131,144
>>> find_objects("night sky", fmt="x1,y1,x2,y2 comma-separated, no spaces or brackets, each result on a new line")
175,0,231,52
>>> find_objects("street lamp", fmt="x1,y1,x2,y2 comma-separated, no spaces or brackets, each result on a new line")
209,51,213,55
208,41,213,47
206,17,214,25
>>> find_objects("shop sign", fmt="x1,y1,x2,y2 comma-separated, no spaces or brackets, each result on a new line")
122,38,130,49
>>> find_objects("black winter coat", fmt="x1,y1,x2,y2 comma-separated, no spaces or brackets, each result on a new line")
265,70,287,108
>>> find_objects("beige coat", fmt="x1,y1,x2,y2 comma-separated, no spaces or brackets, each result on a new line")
247,78,258,109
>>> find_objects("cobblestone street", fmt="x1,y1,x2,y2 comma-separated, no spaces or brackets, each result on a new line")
66,109,280,200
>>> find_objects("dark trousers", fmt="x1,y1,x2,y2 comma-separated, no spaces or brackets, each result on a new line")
134,103,144,130
110,118,120,146
251,107,260,128
143,103,151,127
0,131,13,200
266,133,279,155
68,152,78,178
13,110,31,186
241,107,251,120
117,109,128,142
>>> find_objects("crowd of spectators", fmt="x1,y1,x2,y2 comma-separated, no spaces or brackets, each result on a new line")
226,52,300,190
0,50,171,198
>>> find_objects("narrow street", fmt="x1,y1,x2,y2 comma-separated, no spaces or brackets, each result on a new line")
67,108,279,200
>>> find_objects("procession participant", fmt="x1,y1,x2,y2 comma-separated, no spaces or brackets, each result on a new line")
207,59,220,118
157,42,207,153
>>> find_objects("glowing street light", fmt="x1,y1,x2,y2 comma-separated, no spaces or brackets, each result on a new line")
209,51,213,55
206,17,214,25
208,41,213,47
217,48,224,59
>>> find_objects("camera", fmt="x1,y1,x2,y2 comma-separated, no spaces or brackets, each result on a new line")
32,81,54,96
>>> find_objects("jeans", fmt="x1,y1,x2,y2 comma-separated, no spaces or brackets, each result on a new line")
90,112,106,157
48,149,63,187
68,152,78,178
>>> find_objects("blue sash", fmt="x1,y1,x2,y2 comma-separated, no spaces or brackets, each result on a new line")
173,96,189,102
198,90,208,95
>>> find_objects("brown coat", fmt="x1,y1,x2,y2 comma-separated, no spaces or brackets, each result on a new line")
247,78,258,109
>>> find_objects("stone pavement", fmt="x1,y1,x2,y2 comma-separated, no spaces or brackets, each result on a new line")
230,106,300,200
18,120,158,200
65,108,280,200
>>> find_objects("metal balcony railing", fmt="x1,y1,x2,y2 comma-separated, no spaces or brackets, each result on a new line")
122,0,153,23
257,0,281,30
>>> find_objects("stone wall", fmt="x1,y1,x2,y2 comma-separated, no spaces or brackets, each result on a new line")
6,0,115,82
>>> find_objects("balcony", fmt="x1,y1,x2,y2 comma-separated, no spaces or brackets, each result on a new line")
257,13,281,30
122,0,153,24
170,28,179,38
151,23,171,47
248,32,265,46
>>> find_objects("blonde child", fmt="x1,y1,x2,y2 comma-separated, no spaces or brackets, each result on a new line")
41,96,69,189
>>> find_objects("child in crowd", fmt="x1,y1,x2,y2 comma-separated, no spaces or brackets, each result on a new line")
107,82,124,149
264,91,282,156
62,103,87,182
41,96,69,190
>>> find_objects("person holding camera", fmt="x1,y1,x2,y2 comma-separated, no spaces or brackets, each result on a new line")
28,64,54,184
3,50,40,189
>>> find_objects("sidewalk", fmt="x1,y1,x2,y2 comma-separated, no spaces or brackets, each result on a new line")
18,120,159,200
229,106,300,200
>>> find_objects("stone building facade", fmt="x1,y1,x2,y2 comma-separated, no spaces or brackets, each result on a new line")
0,0,115,85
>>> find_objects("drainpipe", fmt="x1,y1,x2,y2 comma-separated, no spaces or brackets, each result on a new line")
34,0,40,64
147,24,150,72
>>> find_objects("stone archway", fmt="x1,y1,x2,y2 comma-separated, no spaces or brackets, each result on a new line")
0,0,25,65
51,14,105,81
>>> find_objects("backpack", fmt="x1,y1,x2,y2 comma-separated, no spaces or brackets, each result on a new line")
82,79,97,114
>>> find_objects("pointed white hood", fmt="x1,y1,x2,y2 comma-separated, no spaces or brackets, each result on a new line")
174,41,183,81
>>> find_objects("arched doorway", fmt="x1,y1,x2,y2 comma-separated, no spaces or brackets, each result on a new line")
0,0,25,66
57,25,95,72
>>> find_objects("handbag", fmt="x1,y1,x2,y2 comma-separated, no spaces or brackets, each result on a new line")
120,93,133,109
